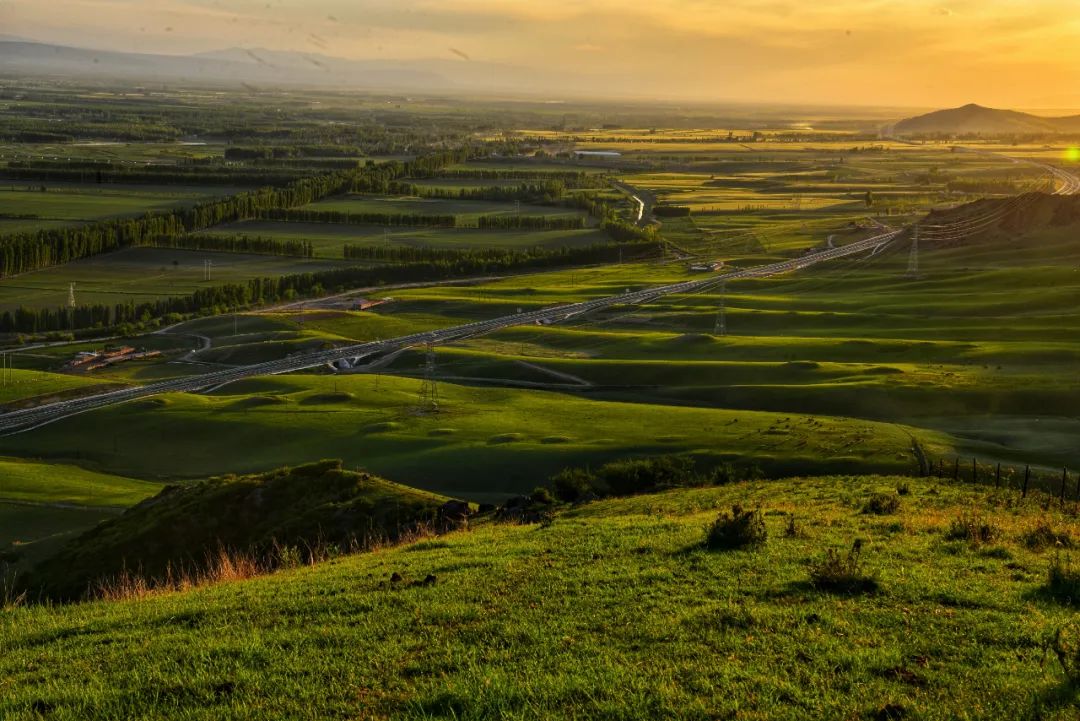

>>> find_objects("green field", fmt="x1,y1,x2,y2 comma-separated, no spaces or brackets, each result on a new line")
0,184,241,235
0,458,160,555
2,475,1077,719
0,247,355,311
0,373,951,501
207,220,610,256
304,193,590,224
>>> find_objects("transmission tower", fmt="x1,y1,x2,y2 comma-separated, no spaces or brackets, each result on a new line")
713,282,727,336
68,282,76,309
203,259,213,282
416,341,440,413
906,225,921,278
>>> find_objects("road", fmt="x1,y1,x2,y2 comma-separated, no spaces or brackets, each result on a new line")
0,228,901,434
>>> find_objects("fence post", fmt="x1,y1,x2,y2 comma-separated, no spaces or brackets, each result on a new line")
953,457,959,481
995,463,1001,488
1062,468,1068,504
938,459,944,478
1022,465,1030,498
972,457,977,484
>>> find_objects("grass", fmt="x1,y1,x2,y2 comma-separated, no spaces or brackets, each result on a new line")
0,368,108,405
0,475,1077,719
304,194,589,224
0,184,238,234
0,458,160,564
206,220,608,256
0,457,158,508
0,374,948,501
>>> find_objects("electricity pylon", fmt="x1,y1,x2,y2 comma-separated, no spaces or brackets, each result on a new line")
714,282,727,336
416,341,439,413
906,225,921,278
68,282,76,308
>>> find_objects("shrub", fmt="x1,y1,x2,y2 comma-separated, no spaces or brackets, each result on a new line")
1024,520,1074,551
1051,622,1080,685
550,467,599,502
863,493,901,516
945,512,1001,546
709,462,765,485
530,487,555,506
597,455,699,496
896,482,911,496
1046,553,1080,606
783,514,803,538
705,505,767,551
809,540,878,594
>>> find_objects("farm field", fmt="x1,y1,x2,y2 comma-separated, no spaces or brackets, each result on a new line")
0,184,242,234
303,194,590,223
206,220,609,255
0,247,356,311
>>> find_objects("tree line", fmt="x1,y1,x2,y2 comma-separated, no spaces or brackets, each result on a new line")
0,239,662,335
153,234,314,258
0,149,474,276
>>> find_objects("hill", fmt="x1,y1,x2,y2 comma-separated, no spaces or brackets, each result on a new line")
891,104,1080,136
2,474,1078,719
922,192,1080,247
22,460,451,601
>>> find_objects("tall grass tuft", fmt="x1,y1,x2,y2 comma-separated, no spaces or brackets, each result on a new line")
705,505,767,551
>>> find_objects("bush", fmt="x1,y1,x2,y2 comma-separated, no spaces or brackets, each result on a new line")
550,467,599,502
1024,520,1074,551
945,512,1001,546
896,482,911,496
1046,554,1080,606
863,493,901,515
530,487,555,506
597,455,699,496
709,462,765,485
1051,622,1080,686
809,540,878,594
705,505,767,551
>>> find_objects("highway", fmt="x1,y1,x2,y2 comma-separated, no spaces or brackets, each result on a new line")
0,228,901,434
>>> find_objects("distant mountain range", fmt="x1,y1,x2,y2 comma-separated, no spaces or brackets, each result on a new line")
0,39,592,96
891,103,1080,136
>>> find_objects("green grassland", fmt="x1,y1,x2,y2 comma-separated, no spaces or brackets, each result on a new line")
0,183,241,235
303,193,589,224
0,368,109,406
208,220,608,256
2,475,1077,719
0,373,948,501
0,458,160,558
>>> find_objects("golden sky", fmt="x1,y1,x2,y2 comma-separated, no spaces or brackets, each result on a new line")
3,0,1080,108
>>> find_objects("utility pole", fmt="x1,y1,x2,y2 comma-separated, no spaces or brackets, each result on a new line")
68,282,76,309
906,225,920,278
203,259,212,282
416,341,439,413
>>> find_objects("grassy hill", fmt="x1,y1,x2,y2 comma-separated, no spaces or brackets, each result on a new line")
892,104,1080,136
21,460,450,601
1,474,1077,719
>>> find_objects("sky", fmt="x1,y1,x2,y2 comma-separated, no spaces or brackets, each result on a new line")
2,0,1080,108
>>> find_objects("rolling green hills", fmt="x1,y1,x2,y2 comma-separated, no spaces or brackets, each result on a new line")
1,474,1077,719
